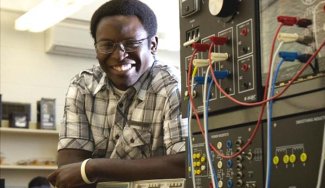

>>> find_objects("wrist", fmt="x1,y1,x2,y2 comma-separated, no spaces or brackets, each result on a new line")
81,158,97,184
86,158,98,181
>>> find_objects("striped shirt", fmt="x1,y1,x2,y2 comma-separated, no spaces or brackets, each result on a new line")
58,61,186,159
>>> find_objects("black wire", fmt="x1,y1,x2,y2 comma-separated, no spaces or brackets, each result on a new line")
308,62,317,74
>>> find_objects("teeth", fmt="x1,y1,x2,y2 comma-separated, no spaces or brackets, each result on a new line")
113,64,132,72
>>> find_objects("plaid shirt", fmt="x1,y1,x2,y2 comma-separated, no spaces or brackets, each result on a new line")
58,61,186,159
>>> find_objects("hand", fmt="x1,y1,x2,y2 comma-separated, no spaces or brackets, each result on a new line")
48,162,88,188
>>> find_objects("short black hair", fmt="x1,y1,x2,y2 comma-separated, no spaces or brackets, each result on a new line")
28,176,50,188
90,0,157,42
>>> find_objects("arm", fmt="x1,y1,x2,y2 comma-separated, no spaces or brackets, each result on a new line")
57,148,92,167
90,152,185,181
48,149,95,187
48,149,185,187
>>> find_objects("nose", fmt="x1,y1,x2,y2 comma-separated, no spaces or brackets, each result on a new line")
115,43,126,52
111,43,128,60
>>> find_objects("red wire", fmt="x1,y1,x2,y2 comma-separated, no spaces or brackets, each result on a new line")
187,49,205,137
187,47,266,159
208,39,325,159
210,103,266,159
204,25,283,158
208,24,284,106
186,44,265,159
208,39,325,107
186,23,325,159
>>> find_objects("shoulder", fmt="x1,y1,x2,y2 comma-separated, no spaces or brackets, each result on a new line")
147,61,180,95
69,65,106,94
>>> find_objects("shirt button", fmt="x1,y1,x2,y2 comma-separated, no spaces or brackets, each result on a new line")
130,138,135,143
115,134,120,140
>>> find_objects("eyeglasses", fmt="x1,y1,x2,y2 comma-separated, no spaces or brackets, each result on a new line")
95,37,149,54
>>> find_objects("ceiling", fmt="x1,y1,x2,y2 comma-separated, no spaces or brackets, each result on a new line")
0,0,181,51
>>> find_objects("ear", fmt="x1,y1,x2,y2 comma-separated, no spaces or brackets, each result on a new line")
150,35,158,55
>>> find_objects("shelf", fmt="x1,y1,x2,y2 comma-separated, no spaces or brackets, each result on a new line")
0,164,57,170
0,127,59,135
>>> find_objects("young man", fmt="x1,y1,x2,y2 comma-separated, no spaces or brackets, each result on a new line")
47,0,186,187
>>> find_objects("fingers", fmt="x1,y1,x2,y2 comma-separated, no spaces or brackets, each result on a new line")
47,170,58,187
47,166,85,188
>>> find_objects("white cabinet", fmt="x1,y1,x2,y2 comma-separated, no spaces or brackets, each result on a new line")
0,126,58,188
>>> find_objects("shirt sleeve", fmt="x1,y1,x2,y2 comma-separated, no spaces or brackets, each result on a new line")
57,77,94,152
163,86,186,155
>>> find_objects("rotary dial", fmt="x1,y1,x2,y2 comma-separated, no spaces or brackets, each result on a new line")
209,0,238,17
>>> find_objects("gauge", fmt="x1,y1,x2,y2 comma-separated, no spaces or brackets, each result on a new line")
209,0,238,17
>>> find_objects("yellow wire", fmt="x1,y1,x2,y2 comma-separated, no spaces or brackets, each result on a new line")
192,66,198,77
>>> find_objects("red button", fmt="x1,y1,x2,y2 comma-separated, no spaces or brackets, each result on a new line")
241,64,249,72
240,27,249,36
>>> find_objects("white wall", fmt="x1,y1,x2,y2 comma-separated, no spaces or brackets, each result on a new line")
0,9,98,126
0,9,181,127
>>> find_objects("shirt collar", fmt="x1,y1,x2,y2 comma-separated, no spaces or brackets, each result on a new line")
93,73,107,95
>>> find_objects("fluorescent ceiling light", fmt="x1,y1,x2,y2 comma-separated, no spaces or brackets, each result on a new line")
15,0,94,32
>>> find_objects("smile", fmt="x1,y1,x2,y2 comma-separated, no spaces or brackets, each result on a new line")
112,64,133,72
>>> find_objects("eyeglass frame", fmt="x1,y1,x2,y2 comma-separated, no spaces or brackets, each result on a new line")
94,36,151,54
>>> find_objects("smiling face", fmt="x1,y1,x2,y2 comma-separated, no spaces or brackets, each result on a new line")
95,15,158,90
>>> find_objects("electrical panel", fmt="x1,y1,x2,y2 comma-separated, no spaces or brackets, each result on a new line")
180,0,325,187
186,124,264,188
266,110,325,187
186,110,325,187
179,0,263,115
179,0,325,115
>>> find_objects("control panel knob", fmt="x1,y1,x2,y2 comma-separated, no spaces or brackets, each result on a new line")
209,0,238,17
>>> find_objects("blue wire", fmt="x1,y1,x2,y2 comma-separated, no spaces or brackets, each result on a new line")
187,83,198,186
266,59,285,188
206,80,219,187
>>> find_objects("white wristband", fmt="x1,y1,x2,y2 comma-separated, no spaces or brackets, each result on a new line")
81,158,96,184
